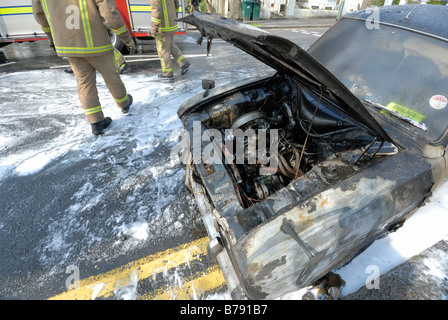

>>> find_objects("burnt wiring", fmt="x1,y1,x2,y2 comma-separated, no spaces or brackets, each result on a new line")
237,184,260,207
371,140,385,158
295,89,324,179
354,137,378,164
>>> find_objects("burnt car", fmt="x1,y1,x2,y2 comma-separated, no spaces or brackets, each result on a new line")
175,5,448,299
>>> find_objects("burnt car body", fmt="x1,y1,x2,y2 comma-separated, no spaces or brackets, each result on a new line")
176,5,448,299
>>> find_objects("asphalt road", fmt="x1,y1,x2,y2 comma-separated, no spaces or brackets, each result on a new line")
0,27,325,300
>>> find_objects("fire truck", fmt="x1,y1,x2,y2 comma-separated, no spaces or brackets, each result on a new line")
0,0,187,49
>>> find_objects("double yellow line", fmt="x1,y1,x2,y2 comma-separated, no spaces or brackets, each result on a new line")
49,237,226,300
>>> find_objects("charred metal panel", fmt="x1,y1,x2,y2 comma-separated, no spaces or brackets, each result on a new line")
229,150,433,299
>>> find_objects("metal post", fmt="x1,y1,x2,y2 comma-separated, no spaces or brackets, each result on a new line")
336,0,345,20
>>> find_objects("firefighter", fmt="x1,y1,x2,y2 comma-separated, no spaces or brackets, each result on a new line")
32,0,137,136
150,0,190,82
64,48,131,75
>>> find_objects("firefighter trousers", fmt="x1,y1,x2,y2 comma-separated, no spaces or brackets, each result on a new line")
68,50,130,124
155,31,187,76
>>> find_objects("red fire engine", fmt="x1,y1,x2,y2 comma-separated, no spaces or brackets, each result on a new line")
0,0,187,48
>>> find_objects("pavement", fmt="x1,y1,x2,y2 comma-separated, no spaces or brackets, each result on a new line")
240,17,337,30
187,16,337,31
343,240,448,300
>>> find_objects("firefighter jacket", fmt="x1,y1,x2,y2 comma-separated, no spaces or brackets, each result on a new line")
150,0,179,33
32,0,132,57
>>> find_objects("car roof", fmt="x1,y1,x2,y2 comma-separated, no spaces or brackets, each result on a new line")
344,4,448,41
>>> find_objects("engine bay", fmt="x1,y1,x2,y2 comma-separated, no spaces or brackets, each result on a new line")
193,74,395,208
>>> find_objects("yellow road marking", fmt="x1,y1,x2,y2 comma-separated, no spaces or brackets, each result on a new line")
139,265,226,300
49,237,214,300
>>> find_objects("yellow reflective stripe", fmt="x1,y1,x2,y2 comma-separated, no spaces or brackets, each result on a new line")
129,5,183,13
79,0,93,48
112,25,127,36
130,5,152,12
156,39,162,52
0,6,33,15
151,17,161,23
42,27,51,33
41,0,52,31
176,55,185,63
156,39,168,72
112,52,119,72
161,0,169,29
84,106,102,115
160,25,178,32
114,95,128,104
55,44,113,54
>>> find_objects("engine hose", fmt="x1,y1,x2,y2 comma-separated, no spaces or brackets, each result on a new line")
279,154,296,175
293,149,304,177
278,159,295,179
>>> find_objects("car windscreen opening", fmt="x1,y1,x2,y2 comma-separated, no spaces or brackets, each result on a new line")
308,18,448,143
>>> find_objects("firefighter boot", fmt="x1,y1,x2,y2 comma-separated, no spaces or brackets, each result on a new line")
158,74,174,83
91,117,112,136
121,94,133,114
64,67,74,74
181,61,190,76
119,61,131,74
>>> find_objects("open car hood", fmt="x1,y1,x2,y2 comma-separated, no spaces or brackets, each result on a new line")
178,12,393,142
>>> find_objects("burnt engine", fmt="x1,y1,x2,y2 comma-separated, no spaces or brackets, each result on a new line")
200,74,376,208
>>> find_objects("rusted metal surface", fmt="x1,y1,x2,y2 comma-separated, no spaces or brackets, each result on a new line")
230,151,434,299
